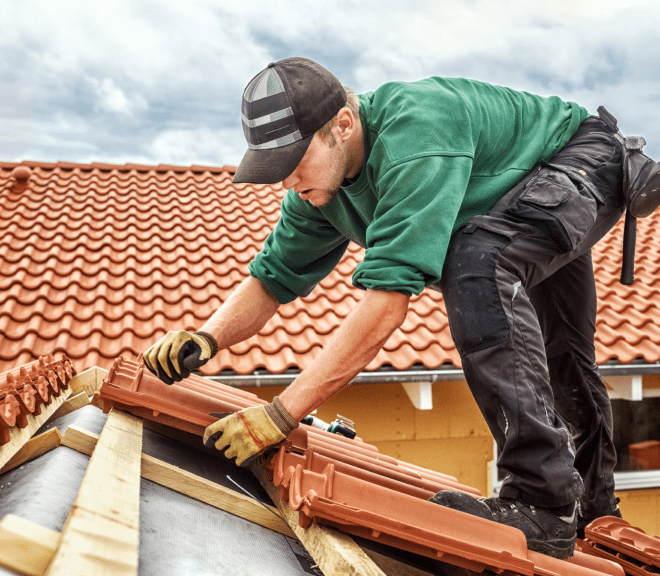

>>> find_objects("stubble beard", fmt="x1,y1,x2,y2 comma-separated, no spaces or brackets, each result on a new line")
314,142,350,208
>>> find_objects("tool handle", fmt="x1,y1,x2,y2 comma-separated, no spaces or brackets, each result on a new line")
620,210,637,285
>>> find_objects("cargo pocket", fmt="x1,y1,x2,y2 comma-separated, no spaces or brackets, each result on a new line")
504,165,601,254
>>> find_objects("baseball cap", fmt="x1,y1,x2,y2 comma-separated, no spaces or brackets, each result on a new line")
232,57,347,184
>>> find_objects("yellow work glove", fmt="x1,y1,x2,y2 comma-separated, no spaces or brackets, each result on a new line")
143,330,218,385
203,397,299,466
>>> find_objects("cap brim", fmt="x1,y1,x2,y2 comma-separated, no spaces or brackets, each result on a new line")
232,135,313,184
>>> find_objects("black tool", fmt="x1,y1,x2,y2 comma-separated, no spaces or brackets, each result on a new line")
301,414,357,439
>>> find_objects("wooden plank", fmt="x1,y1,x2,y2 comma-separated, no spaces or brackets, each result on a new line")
61,425,295,538
0,514,61,576
250,463,387,576
67,366,108,398
0,428,62,475
0,387,72,470
360,547,457,576
45,392,91,424
45,409,142,576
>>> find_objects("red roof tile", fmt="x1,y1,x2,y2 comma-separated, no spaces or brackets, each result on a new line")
582,517,660,576
0,352,75,445
97,355,480,505
1,160,659,374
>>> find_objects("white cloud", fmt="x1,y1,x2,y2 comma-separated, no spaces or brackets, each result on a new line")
147,127,245,167
90,78,148,115
1,0,659,163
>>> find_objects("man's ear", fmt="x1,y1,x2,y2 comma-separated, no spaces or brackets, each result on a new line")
334,107,356,142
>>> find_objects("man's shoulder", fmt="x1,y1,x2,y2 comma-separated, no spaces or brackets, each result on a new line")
360,77,478,167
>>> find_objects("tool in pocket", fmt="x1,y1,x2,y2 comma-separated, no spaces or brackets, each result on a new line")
597,106,660,285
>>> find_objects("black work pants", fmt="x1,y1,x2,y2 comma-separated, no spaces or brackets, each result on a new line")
439,116,624,518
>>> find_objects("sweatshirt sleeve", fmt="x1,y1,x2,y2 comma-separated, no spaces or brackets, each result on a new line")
352,154,473,295
248,190,350,304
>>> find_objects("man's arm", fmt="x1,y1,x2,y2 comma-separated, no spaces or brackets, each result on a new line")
278,288,409,420
143,276,280,383
198,276,281,349
202,287,409,466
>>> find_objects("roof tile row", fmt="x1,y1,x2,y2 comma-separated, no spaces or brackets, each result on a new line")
1,160,659,375
582,517,660,576
0,353,76,445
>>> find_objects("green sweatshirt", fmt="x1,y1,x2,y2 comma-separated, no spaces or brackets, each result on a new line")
249,76,590,304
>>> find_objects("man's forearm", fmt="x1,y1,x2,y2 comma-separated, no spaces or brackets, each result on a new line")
278,289,409,420
198,276,280,350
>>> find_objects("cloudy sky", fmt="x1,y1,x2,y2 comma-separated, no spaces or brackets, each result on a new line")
2,0,659,167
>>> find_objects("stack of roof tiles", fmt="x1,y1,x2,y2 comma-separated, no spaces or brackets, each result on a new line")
1,160,660,376
581,517,660,576
97,356,652,576
0,352,75,445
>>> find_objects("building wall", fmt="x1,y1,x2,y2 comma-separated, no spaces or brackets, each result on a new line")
245,379,493,496
616,489,660,535
245,378,660,535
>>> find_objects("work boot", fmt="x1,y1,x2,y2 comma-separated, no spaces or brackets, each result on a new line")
577,497,623,540
429,491,577,559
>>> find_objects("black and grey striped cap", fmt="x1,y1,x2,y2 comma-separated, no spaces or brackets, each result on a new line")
233,57,347,184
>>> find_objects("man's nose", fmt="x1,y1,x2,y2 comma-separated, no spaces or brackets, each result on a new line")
282,171,299,190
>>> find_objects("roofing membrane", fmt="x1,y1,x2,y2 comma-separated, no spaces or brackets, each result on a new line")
0,404,321,576
1,160,659,376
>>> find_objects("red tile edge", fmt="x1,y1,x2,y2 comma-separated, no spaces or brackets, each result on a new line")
582,516,660,575
0,160,235,174
0,352,76,445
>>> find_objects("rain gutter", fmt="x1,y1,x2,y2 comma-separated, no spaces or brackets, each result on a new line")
203,361,660,388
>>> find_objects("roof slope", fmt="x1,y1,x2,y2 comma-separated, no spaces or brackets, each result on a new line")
1,160,659,375
93,355,655,575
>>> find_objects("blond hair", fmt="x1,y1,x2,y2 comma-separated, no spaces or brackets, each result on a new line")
317,86,359,143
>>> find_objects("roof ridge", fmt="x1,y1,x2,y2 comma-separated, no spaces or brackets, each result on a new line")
0,160,238,173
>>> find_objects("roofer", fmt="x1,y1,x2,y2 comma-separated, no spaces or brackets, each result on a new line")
144,57,660,559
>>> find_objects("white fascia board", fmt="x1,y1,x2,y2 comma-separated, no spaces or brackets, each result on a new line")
603,375,643,401
401,382,433,410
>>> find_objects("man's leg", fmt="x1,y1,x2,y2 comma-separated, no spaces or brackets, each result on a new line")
528,252,620,536
433,116,624,558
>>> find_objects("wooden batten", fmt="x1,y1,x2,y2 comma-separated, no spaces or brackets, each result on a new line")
61,424,295,538
0,515,61,576
0,428,62,475
45,409,143,576
67,366,109,398
45,392,91,424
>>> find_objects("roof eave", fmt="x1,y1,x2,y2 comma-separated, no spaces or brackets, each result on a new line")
203,360,660,388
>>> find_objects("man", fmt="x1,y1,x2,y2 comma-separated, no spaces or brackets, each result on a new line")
144,57,629,559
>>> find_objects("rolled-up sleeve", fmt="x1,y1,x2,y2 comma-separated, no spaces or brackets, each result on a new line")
352,154,473,295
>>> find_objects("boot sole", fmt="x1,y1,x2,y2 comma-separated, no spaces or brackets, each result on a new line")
528,537,576,559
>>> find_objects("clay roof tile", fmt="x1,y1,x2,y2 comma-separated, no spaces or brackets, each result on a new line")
1,159,659,373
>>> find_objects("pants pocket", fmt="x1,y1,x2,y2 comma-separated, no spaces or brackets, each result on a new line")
505,165,601,253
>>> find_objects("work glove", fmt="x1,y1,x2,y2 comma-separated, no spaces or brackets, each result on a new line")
203,397,299,466
143,330,218,385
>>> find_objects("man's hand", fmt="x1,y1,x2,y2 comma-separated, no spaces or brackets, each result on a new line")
203,397,299,466
143,330,218,385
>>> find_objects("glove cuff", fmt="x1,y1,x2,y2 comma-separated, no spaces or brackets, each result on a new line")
193,331,219,359
265,396,300,436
